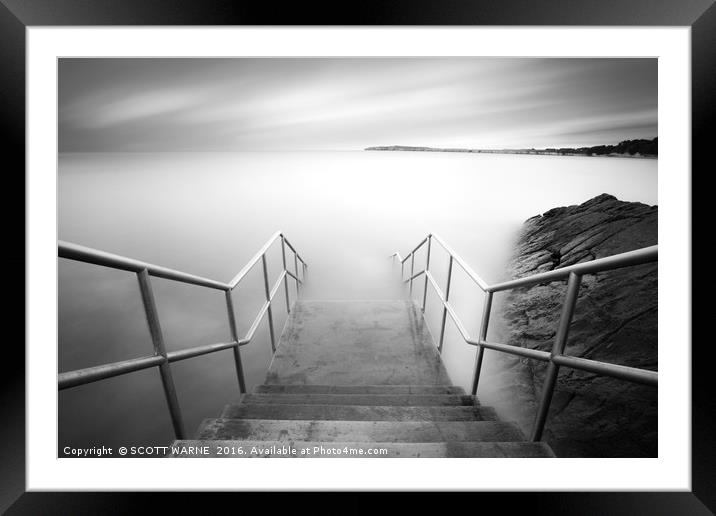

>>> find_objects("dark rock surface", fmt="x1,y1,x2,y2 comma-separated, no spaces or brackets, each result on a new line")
496,193,657,457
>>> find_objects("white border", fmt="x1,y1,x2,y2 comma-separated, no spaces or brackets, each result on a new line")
27,27,691,491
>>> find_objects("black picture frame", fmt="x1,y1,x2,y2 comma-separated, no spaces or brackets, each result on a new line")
3,0,711,513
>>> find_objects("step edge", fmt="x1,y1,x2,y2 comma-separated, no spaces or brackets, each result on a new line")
221,404,499,420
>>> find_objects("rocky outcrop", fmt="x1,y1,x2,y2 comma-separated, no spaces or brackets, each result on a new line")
496,194,657,457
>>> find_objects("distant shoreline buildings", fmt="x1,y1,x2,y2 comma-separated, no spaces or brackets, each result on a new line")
365,137,658,158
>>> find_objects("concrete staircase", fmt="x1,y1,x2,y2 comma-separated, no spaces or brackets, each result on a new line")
169,301,555,458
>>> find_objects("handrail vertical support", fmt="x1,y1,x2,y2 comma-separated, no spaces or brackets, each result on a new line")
262,254,277,353
224,290,246,394
437,256,454,353
136,268,186,440
409,253,415,297
281,235,291,314
530,271,582,441
421,236,432,313
294,253,300,297
471,290,493,395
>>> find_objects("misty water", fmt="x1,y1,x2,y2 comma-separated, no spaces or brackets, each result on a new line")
58,151,657,454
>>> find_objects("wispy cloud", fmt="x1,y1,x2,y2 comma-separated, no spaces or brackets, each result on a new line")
63,89,206,129
59,58,657,152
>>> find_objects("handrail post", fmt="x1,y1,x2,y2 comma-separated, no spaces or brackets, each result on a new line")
225,290,246,394
294,252,300,297
281,235,291,314
136,268,186,440
401,260,405,281
262,254,277,353
437,255,454,353
471,290,493,395
409,253,415,297
421,236,432,312
530,271,582,441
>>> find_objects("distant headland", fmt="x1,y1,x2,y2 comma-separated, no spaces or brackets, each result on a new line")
365,138,657,158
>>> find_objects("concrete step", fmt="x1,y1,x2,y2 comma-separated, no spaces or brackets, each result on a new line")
221,403,498,421
254,384,466,395
168,440,556,457
265,301,452,385
239,393,479,406
196,418,525,442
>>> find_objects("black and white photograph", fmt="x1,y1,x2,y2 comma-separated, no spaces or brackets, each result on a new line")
57,56,659,460
3,0,707,507
1,0,712,507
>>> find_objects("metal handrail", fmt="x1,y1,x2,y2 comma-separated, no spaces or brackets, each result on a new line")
391,233,658,442
59,240,232,291
58,231,307,440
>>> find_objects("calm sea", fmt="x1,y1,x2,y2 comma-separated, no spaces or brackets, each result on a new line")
58,150,657,454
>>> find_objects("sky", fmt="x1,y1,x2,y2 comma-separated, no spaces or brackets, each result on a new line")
58,58,657,152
